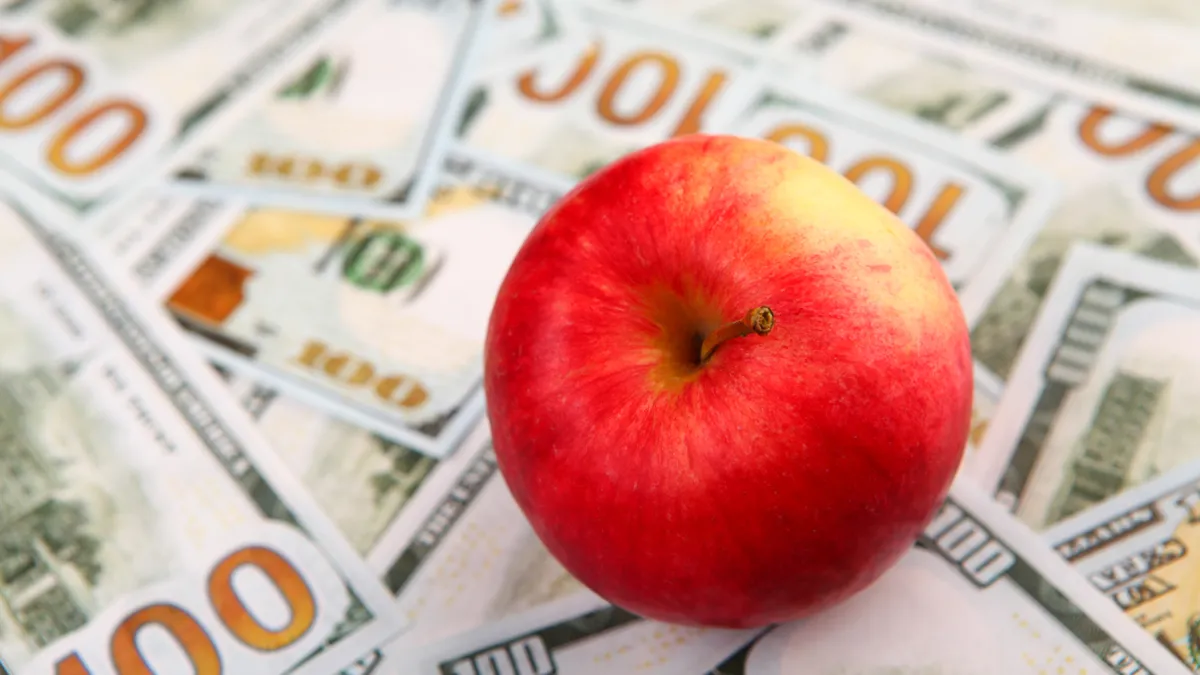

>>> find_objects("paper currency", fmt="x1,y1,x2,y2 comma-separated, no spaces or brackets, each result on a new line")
457,0,762,181
0,0,361,218
805,0,1200,135
167,0,491,220
211,373,587,673
769,6,1200,454
404,478,1189,675
274,422,590,675
213,367,444,557
366,422,587,646
710,73,1058,292
488,0,585,63
1044,456,1200,670
768,8,1052,141
94,192,224,268
596,0,810,41
0,177,406,674
401,591,762,674
992,0,1200,26
214,371,585,641
975,244,1200,532
969,367,1003,451
108,149,573,458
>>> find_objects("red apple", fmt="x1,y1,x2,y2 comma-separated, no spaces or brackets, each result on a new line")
482,134,972,628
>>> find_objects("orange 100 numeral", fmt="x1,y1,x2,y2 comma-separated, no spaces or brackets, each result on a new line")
1076,106,1200,212
0,33,147,177
247,152,383,191
294,339,430,410
54,546,316,674
767,122,960,260
517,44,727,138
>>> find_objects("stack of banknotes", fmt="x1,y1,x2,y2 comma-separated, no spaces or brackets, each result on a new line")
1,0,1199,672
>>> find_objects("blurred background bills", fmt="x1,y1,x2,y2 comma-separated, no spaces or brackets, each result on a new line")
1,0,1199,672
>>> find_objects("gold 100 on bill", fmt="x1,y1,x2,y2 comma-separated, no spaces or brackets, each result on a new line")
107,149,575,458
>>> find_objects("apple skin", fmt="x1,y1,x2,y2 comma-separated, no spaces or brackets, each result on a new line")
482,134,972,628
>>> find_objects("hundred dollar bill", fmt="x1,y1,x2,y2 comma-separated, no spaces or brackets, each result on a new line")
706,478,1189,675
0,177,406,673
978,0,1200,31
769,6,1200,455
216,364,581,639
298,422,592,675
487,0,586,64
94,192,218,266
0,0,362,219
457,0,762,182
212,366,448,557
366,422,587,646
601,0,814,42
213,373,565,675
398,591,761,674
976,243,1200,529
1043,457,1200,670
406,478,1188,675
1003,0,1200,32
108,149,574,458
767,8,1053,142
935,0,1200,114
708,72,1059,293
167,0,491,220
806,0,1200,135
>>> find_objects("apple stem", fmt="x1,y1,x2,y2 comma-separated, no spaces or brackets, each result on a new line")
699,306,775,363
